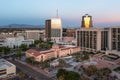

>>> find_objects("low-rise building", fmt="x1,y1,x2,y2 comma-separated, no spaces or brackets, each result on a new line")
0,33,34,48
26,44,80,62
24,30,45,40
0,59,16,79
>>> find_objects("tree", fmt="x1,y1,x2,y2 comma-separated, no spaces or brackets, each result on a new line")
19,44,27,51
81,52,89,60
89,52,95,54
16,49,22,59
26,57,35,65
74,54,81,62
18,71,25,80
0,46,11,55
40,61,50,68
57,69,67,80
57,69,80,80
66,71,80,80
84,65,97,76
58,75,66,80
34,40,43,44
99,67,111,76
29,44,36,48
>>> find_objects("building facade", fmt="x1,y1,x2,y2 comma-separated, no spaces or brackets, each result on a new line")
45,18,62,41
109,27,120,51
81,14,93,28
26,44,80,62
0,59,16,79
76,27,120,52
77,28,104,51
25,30,41,40
0,35,34,48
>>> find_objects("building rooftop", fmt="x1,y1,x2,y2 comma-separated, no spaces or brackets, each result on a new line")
26,49,54,57
26,45,79,57
40,50,54,54
26,49,41,57
0,59,14,69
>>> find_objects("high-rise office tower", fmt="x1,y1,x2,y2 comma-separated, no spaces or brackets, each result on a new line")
45,18,62,41
81,14,93,28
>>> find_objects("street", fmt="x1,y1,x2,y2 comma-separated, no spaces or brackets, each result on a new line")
8,60,53,80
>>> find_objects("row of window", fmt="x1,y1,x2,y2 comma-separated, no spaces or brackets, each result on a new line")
51,29,61,37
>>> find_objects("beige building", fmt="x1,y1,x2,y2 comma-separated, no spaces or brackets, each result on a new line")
108,27,120,51
26,44,80,62
76,27,120,52
62,37,75,43
25,30,41,40
13,29,45,40
0,59,16,79
77,28,105,51
45,18,62,41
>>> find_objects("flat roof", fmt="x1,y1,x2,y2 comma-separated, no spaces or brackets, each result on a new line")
0,59,14,69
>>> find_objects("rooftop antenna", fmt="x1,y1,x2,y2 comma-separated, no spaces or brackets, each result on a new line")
56,9,58,18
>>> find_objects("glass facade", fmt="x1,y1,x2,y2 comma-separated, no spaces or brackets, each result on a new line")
51,29,61,37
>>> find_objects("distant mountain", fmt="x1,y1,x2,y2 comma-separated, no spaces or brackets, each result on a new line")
0,24,45,28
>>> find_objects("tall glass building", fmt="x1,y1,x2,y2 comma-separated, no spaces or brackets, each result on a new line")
45,18,62,41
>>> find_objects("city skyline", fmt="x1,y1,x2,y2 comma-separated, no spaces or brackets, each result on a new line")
0,0,120,27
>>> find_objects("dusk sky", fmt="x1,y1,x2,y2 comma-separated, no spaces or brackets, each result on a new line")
0,0,120,27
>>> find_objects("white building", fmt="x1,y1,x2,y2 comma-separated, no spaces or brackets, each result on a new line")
22,39,34,47
0,59,16,79
4,36,24,48
0,35,34,48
